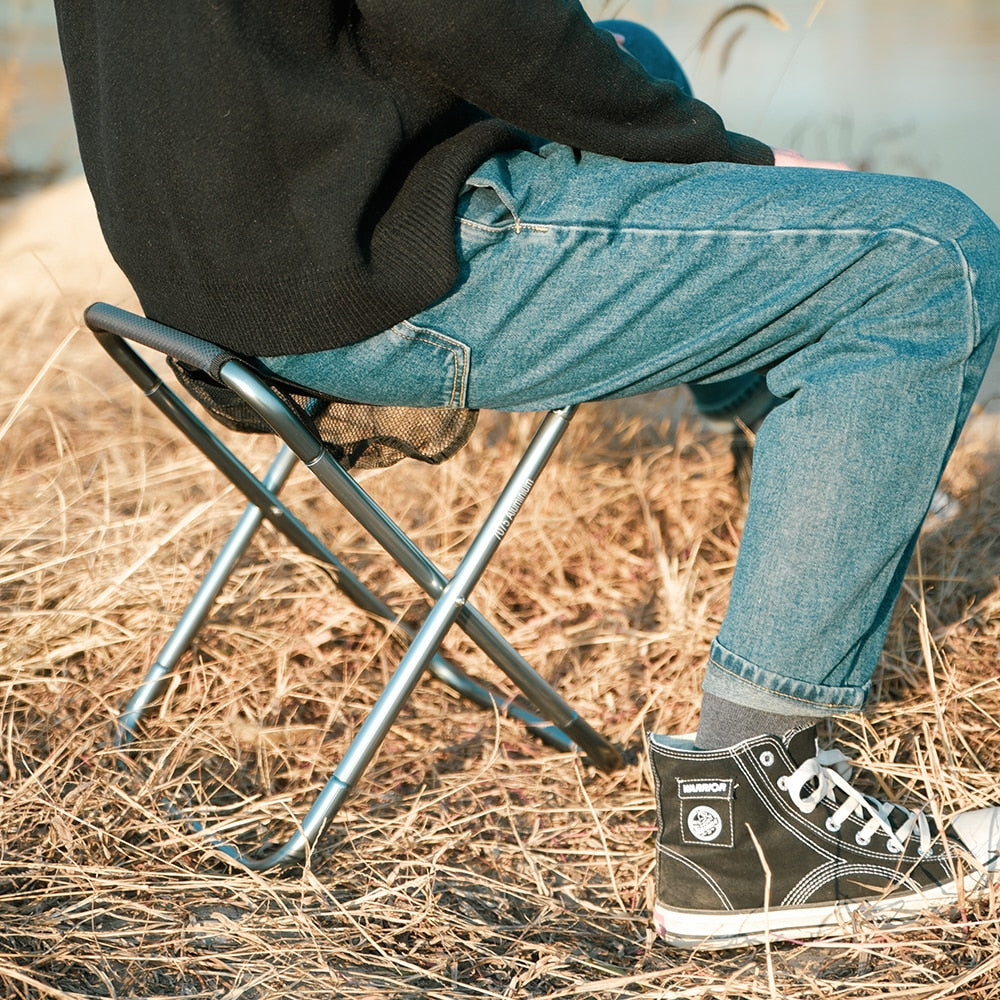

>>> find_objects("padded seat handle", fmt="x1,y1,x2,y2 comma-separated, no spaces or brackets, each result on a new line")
85,302,238,381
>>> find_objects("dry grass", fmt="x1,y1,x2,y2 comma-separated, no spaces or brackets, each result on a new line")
2,295,1000,1000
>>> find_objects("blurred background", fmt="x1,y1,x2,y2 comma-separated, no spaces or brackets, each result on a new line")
597,0,1000,225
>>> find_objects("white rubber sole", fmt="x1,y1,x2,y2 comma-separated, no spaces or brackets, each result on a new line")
653,873,988,950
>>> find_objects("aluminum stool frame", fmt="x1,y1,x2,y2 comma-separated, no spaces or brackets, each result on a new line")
85,302,625,870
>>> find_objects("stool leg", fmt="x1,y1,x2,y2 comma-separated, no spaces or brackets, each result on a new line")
214,403,583,869
223,360,623,774
116,445,300,748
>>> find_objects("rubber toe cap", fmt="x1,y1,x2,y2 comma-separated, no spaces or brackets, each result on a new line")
950,807,1000,867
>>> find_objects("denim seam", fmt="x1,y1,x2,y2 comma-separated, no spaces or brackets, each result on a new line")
512,223,944,245
459,216,550,236
397,320,469,406
947,237,980,357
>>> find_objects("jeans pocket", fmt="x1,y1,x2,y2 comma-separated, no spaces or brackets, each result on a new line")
458,168,522,233
260,321,471,409
387,321,471,407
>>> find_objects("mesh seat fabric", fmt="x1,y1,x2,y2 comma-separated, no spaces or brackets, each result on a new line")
168,359,478,471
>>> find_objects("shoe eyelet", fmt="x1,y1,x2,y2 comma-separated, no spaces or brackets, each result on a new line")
825,818,841,834
855,833,871,847
759,750,775,767
886,838,904,854
776,776,789,791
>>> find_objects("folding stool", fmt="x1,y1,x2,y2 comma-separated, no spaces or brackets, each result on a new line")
84,302,625,870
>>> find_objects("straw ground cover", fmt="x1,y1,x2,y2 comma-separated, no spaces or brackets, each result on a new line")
2,286,999,999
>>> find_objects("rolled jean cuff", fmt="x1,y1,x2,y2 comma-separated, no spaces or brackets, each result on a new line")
703,638,871,717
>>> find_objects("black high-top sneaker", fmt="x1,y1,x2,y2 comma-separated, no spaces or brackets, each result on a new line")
647,726,1000,949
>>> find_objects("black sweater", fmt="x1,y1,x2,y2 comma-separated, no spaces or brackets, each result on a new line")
54,1,774,356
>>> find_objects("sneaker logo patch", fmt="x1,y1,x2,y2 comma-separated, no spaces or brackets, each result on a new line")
677,778,734,848
687,805,724,843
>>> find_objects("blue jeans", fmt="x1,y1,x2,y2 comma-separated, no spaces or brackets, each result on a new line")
263,27,1000,718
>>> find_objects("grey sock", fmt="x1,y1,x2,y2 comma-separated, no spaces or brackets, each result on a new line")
695,692,821,750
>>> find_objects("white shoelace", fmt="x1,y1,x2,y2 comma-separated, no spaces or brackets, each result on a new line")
778,748,933,857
